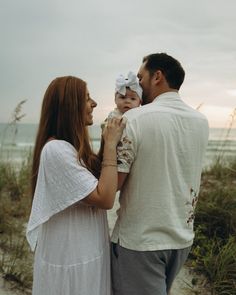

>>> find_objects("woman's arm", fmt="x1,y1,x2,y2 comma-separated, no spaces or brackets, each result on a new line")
83,117,125,209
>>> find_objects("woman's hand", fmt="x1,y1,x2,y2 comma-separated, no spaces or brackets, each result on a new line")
102,117,126,147
84,117,126,209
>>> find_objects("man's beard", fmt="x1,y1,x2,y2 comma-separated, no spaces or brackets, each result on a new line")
141,94,149,105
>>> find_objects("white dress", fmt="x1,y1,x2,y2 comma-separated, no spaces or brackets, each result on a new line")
26,140,111,295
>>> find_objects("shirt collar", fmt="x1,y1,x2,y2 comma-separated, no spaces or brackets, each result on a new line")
153,91,181,104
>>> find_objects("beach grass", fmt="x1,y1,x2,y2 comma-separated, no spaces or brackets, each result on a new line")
0,158,33,293
189,158,236,295
0,155,235,294
0,101,235,294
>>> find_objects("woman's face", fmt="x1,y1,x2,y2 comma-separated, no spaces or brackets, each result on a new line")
85,88,97,126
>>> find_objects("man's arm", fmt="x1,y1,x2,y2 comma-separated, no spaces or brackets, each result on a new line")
118,172,128,191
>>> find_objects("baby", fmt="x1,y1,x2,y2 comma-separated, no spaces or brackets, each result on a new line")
98,71,142,160
107,71,142,119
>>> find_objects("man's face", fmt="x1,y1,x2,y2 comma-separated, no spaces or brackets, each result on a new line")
137,62,154,105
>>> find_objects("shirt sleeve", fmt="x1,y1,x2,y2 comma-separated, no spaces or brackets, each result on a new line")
117,118,137,173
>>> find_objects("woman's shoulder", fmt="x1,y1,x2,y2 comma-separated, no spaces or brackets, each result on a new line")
41,140,76,162
43,139,74,151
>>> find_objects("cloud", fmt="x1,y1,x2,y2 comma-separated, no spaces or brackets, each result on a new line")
199,105,236,128
0,0,235,126
227,89,236,97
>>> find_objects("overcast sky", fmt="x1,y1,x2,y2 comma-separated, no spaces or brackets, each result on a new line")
0,0,235,127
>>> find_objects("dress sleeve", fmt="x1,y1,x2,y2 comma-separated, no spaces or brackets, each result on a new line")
40,140,98,204
117,118,138,173
26,140,98,251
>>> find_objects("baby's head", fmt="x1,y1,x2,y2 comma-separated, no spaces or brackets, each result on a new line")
115,71,142,114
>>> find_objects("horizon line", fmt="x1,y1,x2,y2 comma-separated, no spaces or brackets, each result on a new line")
0,121,235,129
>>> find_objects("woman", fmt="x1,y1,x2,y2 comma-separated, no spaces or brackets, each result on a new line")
26,76,125,295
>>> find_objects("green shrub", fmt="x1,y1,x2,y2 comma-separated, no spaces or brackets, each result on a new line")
0,158,33,292
190,158,236,295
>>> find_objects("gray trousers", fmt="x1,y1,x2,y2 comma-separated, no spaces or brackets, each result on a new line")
111,243,191,295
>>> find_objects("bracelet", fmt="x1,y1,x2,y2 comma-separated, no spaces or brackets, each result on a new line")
102,163,118,167
102,160,117,164
102,158,117,162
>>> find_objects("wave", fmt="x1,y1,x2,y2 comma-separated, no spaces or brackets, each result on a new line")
0,142,34,148
1,139,236,151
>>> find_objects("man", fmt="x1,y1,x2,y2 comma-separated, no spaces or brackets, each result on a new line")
111,53,209,295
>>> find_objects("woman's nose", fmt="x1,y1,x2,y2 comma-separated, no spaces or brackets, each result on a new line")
91,99,97,107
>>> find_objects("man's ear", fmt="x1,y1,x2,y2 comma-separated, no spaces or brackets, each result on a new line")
153,70,163,84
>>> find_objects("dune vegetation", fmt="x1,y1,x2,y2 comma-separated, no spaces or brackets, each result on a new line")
0,103,235,294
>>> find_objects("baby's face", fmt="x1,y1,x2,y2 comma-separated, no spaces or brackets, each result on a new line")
115,88,141,114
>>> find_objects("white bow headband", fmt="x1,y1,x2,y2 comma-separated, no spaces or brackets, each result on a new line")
115,71,142,99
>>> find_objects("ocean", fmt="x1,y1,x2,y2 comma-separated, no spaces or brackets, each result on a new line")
0,123,236,168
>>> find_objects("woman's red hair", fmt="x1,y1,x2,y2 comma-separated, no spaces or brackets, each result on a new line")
31,76,100,198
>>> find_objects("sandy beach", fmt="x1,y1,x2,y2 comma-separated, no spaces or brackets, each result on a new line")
0,264,196,295
0,261,203,295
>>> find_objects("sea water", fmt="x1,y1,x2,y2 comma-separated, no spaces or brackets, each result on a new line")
0,123,236,167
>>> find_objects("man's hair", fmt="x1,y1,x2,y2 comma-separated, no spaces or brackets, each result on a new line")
143,53,185,90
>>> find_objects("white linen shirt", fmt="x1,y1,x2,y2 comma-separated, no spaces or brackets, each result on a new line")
111,92,209,251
